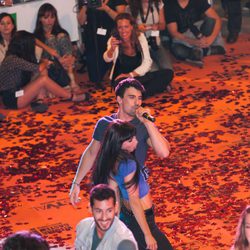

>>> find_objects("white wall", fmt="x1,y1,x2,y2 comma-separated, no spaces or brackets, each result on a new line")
1,0,79,41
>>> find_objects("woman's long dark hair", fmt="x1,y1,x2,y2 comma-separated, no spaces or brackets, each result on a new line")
6,30,37,63
92,120,140,190
33,3,68,42
113,13,142,54
0,13,16,46
6,31,37,84
128,0,160,20
233,206,250,250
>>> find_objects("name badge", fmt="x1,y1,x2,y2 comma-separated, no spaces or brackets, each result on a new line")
97,28,107,36
15,90,24,97
151,30,160,37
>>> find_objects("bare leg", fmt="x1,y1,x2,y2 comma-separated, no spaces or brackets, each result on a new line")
68,67,81,93
17,75,71,109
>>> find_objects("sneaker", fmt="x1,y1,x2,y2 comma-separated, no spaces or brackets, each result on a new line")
185,58,204,68
210,46,226,55
185,48,204,67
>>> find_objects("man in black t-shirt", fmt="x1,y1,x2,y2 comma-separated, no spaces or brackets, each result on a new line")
165,0,225,67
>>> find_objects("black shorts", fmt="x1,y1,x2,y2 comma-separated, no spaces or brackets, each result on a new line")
1,90,18,109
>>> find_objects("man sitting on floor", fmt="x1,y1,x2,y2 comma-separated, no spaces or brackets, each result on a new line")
75,184,138,250
164,0,226,67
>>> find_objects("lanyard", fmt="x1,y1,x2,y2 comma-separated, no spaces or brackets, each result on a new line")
139,1,153,24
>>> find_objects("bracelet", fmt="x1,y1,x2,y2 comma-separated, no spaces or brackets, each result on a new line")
72,181,80,186
129,72,134,78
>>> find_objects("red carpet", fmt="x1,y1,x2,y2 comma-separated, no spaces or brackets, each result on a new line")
0,33,249,249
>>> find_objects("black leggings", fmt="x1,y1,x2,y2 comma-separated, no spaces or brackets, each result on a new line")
120,205,173,250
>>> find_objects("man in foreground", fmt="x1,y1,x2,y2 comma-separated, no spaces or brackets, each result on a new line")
75,184,138,250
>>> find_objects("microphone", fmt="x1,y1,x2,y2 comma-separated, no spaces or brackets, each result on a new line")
142,112,155,122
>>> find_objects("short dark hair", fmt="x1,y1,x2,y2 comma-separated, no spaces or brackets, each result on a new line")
115,78,145,98
2,231,50,250
90,184,116,208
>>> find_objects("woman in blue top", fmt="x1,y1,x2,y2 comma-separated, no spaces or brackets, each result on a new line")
92,120,173,250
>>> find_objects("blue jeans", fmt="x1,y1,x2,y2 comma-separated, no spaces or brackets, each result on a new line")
171,17,224,60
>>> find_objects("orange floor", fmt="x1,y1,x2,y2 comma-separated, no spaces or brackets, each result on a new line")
0,33,249,249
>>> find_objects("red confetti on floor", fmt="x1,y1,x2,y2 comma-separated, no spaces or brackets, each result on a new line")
0,34,249,249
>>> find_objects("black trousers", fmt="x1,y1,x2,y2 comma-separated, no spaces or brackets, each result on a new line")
222,0,242,34
120,205,173,250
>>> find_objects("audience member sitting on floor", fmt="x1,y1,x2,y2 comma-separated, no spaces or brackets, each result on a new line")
165,0,226,67
77,0,126,88
0,12,60,67
0,31,88,112
2,230,50,250
231,205,250,250
34,3,81,93
92,120,173,250
126,0,174,90
0,13,16,65
104,13,173,97
221,0,242,44
75,184,138,250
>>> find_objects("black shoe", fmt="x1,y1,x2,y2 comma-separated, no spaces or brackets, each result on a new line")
210,46,226,55
31,101,48,113
96,82,105,90
85,92,91,102
227,33,239,44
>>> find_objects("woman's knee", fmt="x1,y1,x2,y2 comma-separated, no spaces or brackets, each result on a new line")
35,75,50,86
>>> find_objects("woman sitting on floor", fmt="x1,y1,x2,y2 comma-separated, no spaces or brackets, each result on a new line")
0,13,16,65
92,120,173,250
103,12,173,97
34,3,81,93
0,31,87,111
126,0,174,90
